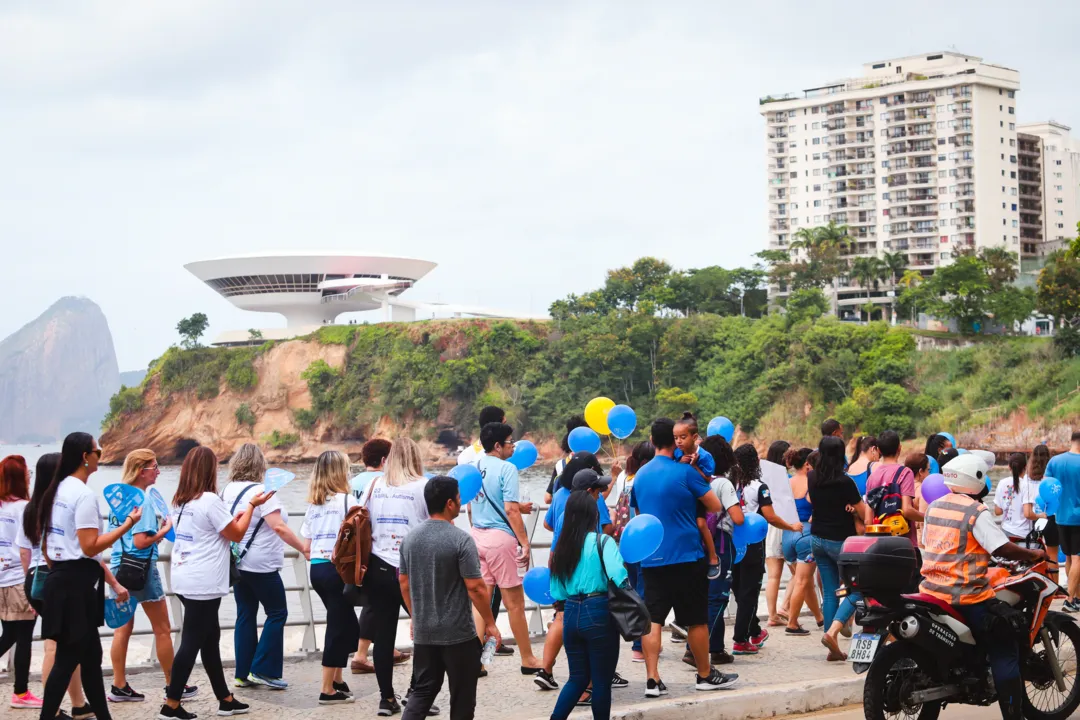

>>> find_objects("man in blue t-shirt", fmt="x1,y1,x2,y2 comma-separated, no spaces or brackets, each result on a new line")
630,418,734,694
1048,431,1080,607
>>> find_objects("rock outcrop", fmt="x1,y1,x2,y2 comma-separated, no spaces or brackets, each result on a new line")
0,297,120,443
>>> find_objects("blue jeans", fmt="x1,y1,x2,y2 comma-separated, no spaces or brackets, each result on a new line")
550,595,620,720
957,602,1021,683
811,536,860,628
234,570,288,680
707,531,735,653
625,563,646,652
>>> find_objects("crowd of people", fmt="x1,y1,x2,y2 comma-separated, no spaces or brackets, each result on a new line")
0,414,1076,720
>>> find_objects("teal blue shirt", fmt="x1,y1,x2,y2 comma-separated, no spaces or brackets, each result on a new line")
108,493,164,569
549,532,628,601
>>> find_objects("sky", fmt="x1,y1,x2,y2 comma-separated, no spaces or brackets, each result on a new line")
2,1,1079,370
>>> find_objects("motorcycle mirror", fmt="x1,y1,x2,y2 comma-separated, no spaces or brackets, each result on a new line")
1035,518,1048,532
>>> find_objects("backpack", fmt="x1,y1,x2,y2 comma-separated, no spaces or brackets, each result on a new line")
333,482,375,592
866,466,910,536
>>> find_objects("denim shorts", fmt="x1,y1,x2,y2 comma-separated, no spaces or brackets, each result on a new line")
111,563,166,604
782,528,815,565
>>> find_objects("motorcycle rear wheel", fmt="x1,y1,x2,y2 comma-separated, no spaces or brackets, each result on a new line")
1024,615,1080,720
863,641,942,720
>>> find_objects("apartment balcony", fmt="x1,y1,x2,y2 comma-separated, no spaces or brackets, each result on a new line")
956,157,975,167
888,129,908,139
907,93,935,106
1018,146,1039,157
769,175,788,186
767,129,788,139
768,192,787,201
768,145,785,155
846,167,875,179
912,160,937,170
1020,219,1042,229
908,207,938,218
906,109,934,121
952,106,973,116
957,202,976,215
769,114,787,125
847,135,874,147
770,221,789,231
954,139,974,148
908,127,934,137
768,162,786,170
888,177,909,188
824,104,845,116
911,192,937,202
768,209,788,218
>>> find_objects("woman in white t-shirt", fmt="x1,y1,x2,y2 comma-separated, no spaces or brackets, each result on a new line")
996,453,1033,543
299,450,359,705
0,455,36,707
162,446,273,720
366,438,430,716
222,443,307,690
33,433,143,720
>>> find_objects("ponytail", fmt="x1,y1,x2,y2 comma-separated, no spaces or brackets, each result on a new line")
1008,452,1026,493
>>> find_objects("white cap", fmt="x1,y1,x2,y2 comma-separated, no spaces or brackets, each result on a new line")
942,454,989,495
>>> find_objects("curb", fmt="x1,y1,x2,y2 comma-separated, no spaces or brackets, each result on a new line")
604,676,864,720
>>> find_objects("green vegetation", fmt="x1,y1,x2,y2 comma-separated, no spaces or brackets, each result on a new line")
235,403,256,428
261,430,300,449
176,313,209,349
293,408,319,430
311,325,358,345
102,385,144,430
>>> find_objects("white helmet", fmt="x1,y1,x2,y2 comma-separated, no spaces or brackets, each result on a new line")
942,454,989,495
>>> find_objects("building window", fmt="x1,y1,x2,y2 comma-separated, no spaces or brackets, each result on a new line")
1011,188,1017,196
1009,123,1015,131
812,122,820,129
813,184,821,191
1012,220,1018,228
1008,106,1015,114
1012,203,1017,211
814,200,821,207
938,154,946,161
1009,139,1016,147
1008,90,1015,98
812,153,820,160
812,137,820,145
1010,171,1016,178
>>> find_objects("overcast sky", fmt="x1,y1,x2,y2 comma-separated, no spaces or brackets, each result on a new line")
2,1,1078,370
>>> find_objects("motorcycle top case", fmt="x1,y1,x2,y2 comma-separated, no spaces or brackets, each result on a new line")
838,535,917,596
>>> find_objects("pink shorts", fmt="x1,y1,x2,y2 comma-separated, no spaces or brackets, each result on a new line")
472,527,522,589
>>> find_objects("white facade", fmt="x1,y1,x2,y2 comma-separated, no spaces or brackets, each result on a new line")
760,52,1022,313
1016,121,1080,256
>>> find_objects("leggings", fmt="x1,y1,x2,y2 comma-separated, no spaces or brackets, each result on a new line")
167,596,230,703
0,618,34,695
731,541,765,644
40,631,111,720
367,554,409,699
310,562,360,668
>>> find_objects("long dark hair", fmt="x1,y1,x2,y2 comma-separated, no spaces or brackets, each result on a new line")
766,440,790,466
1008,452,1027,493
851,436,878,465
729,444,761,490
22,452,60,546
624,442,655,478
810,435,848,488
700,435,735,476
35,433,95,552
1029,445,1050,481
557,452,601,492
551,491,600,582
924,434,947,461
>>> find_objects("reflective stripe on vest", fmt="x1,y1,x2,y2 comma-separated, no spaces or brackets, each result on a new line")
919,493,995,605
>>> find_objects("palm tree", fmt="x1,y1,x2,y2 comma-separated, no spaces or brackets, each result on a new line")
898,269,923,326
790,222,851,315
850,256,886,321
881,252,908,325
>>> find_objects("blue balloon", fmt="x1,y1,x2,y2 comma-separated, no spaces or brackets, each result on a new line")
104,596,138,629
147,488,175,543
706,417,735,443
103,484,145,523
606,405,638,440
1046,495,1060,517
510,440,539,471
522,567,554,605
1035,498,1046,515
620,514,665,564
568,426,601,454
956,448,969,455
1040,478,1063,503
449,464,484,505
733,542,747,564
733,513,768,546
938,432,957,448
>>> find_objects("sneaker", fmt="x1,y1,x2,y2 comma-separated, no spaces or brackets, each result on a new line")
711,650,735,665
611,671,628,689
109,684,146,703
402,689,439,716
71,705,95,720
378,696,402,716
732,641,759,655
494,644,515,656
247,674,287,691
696,668,740,691
644,679,668,698
11,692,44,709
1064,599,1080,613
632,650,646,663
318,692,354,705
751,629,770,647
669,625,687,643
180,687,199,700
158,705,198,720
533,669,559,691
55,711,74,720
682,649,697,667
233,677,254,689
217,698,249,716
333,681,352,698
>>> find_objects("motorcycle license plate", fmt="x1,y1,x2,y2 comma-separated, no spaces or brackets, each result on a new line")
848,632,881,663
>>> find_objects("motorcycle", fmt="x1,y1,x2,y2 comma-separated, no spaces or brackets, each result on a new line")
839,533,1080,720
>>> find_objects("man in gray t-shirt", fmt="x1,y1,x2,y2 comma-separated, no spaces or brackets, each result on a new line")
399,477,500,720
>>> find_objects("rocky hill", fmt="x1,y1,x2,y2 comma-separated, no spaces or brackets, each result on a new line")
0,297,120,443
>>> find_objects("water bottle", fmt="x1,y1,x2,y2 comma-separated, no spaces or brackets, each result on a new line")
480,636,498,666
517,490,532,578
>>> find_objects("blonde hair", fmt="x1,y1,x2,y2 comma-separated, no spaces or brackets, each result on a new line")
229,443,267,484
384,437,424,487
121,449,157,485
308,450,351,505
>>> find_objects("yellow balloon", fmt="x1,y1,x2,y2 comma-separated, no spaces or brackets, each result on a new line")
584,397,616,436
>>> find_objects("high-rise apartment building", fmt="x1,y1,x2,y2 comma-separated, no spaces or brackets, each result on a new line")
760,52,1022,314
1016,121,1080,258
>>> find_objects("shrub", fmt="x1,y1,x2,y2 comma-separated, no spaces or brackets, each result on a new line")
293,408,318,430
235,403,256,428
946,349,979,381
261,430,300,449
197,376,220,399
314,326,357,345
225,354,258,392
102,385,144,430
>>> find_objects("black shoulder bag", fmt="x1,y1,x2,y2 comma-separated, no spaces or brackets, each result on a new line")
114,513,152,591
228,484,266,586
595,533,650,641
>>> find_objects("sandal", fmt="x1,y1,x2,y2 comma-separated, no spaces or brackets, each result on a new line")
576,690,592,707
821,635,847,662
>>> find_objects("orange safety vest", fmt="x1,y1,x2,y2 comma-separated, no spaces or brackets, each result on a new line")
919,493,995,605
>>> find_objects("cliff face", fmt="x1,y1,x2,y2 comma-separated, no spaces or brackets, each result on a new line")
0,297,120,443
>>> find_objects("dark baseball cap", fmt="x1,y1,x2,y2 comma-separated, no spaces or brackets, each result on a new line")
572,468,611,492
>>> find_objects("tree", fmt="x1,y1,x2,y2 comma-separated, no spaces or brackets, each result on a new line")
177,313,209,349
248,329,263,341
849,256,886,320
881,251,909,323
1037,250,1080,329
896,270,925,325
979,246,1019,290
784,288,829,326
603,257,673,310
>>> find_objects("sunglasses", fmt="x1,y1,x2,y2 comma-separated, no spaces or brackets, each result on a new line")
87,449,102,459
